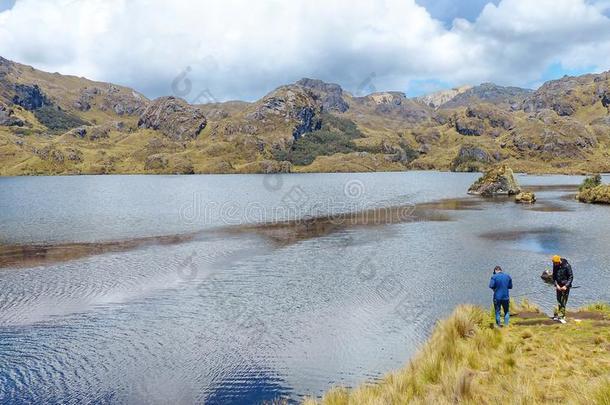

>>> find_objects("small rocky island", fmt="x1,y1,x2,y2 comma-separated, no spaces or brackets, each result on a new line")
468,165,521,196
468,165,537,203
577,174,610,204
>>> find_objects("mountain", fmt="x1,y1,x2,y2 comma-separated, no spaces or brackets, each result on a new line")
1,56,610,175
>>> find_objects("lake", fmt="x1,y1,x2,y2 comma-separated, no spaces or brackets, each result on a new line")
1,172,610,404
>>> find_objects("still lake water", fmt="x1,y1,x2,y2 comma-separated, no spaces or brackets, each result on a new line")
1,172,610,404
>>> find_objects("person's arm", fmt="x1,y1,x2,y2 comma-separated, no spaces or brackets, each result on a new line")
489,276,495,290
508,275,513,290
552,266,559,288
566,262,573,288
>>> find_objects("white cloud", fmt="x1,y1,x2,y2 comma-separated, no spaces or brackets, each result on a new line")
1,0,610,100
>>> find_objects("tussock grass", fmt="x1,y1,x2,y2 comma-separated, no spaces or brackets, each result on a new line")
306,303,610,405
583,302,610,313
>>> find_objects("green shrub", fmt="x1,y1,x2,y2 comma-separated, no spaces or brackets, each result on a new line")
34,106,89,133
275,113,363,165
579,174,602,192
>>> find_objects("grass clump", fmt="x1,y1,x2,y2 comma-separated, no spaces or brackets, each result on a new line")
577,174,610,204
579,174,602,192
583,302,610,313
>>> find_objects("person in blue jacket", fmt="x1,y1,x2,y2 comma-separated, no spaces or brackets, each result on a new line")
489,266,513,327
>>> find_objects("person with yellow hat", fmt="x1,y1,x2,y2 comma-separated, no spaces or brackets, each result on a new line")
552,255,573,323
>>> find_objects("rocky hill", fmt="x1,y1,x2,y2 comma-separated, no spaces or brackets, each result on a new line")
414,85,472,109
1,56,610,175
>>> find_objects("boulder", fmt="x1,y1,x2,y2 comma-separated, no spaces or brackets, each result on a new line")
138,96,207,140
468,166,521,196
515,192,536,204
455,116,486,136
541,269,553,284
0,102,25,126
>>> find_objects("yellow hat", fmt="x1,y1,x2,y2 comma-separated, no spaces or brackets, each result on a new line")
552,255,561,264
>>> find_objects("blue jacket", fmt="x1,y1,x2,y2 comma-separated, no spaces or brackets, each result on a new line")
489,272,512,301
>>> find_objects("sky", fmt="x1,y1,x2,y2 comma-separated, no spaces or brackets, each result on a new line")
1,0,610,101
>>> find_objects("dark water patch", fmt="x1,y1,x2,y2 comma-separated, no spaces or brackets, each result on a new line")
479,227,568,254
0,232,199,269
227,202,452,246
420,197,484,211
480,227,567,241
203,368,294,405
0,197,495,267
0,198,469,268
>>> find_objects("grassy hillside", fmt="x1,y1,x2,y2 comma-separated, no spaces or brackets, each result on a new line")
2,56,610,175
306,302,610,404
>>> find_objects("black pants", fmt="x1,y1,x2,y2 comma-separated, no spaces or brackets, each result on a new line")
556,287,570,318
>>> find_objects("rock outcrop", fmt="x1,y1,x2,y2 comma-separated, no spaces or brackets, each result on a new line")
247,86,323,140
296,78,349,113
0,102,24,126
354,92,433,124
441,83,533,109
414,85,473,109
577,185,610,204
138,96,207,140
515,192,536,204
12,84,50,110
468,166,521,196
451,145,493,172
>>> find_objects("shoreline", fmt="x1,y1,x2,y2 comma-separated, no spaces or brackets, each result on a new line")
305,302,610,404
2,169,608,178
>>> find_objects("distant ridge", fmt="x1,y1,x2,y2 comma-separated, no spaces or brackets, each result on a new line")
1,56,610,175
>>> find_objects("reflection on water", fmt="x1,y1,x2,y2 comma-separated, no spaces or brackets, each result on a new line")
479,227,567,254
0,172,609,404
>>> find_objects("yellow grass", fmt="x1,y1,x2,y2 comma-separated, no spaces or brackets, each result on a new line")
305,303,610,405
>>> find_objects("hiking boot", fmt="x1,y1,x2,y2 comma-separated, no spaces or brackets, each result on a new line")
552,316,559,321
559,318,567,324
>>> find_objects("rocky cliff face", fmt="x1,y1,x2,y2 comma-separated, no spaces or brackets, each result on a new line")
12,84,50,110
138,96,207,140
296,78,349,113
246,85,323,140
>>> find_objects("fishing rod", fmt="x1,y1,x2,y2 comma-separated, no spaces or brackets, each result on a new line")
511,285,581,298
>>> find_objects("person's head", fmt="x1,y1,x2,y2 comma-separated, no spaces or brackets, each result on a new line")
552,255,562,266
494,266,503,274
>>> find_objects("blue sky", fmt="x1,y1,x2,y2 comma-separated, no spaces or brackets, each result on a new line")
1,0,609,101
0,0,15,12
416,0,501,25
